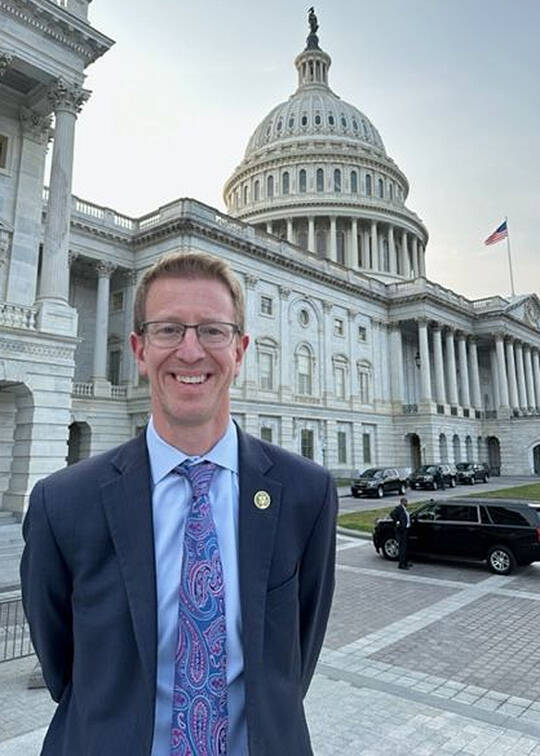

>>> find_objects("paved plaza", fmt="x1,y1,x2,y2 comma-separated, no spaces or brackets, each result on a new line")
2,488,540,754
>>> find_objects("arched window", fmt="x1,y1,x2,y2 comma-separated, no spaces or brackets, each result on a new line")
282,171,289,195
234,191,239,209
439,434,448,462
365,174,372,196
254,180,260,201
378,178,384,198
296,345,313,396
316,229,327,256
334,169,341,192
267,175,274,198
465,435,473,461
389,183,393,201
316,168,324,192
453,434,461,463
299,169,307,193
351,170,358,193
383,239,390,272
243,185,248,205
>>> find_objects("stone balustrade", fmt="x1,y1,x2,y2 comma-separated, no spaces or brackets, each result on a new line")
0,303,37,330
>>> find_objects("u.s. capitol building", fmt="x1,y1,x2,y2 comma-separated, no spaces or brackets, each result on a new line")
1,2,539,516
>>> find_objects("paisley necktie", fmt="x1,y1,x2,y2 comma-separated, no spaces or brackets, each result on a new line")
170,460,228,756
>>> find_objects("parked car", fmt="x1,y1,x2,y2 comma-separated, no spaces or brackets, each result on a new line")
372,499,540,574
409,464,457,490
350,467,407,498
456,462,489,485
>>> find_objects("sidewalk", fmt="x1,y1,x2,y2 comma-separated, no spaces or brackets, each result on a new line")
2,532,540,754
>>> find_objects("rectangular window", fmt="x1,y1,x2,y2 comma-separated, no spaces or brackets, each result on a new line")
362,432,371,464
0,135,7,170
359,372,369,404
301,429,314,460
334,318,344,337
111,291,124,312
260,426,273,443
358,326,367,341
108,350,121,385
259,352,273,391
337,431,347,464
260,295,273,315
335,366,346,399
298,353,312,395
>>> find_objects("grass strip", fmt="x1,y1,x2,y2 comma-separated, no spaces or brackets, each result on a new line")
465,482,540,501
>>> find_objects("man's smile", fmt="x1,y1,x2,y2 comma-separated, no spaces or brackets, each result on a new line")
173,373,209,385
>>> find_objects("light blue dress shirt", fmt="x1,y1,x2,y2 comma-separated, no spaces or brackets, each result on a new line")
147,417,248,756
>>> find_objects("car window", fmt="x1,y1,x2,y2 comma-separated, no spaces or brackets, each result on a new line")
479,506,491,524
487,506,530,527
416,503,444,521
439,504,478,522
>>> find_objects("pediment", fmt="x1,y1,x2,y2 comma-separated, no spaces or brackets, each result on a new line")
505,294,540,330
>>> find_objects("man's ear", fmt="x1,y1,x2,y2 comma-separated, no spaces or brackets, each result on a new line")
130,332,148,379
234,334,249,376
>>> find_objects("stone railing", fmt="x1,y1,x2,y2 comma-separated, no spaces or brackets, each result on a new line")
402,403,418,414
0,303,37,330
42,188,136,232
111,385,128,399
72,382,94,398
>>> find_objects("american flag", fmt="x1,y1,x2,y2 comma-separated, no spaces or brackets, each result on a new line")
484,220,508,246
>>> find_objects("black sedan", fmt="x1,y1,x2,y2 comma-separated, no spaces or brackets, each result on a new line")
456,462,489,485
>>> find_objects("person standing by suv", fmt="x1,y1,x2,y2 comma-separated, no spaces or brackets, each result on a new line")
391,497,412,569
434,466,446,490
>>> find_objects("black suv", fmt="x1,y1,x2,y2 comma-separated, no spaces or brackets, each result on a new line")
351,467,407,499
409,464,457,490
372,499,540,574
456,462,489,485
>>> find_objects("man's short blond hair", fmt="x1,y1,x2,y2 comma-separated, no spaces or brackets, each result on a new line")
133,252,245,335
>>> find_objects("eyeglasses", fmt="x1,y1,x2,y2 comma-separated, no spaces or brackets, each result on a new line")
141,321,240,349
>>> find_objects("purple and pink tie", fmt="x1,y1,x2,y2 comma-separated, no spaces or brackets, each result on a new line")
170,460,228,756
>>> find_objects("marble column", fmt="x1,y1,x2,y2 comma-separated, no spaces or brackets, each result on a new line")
92,262,116,387
279,286,291,401
490,347,501,410
286,218,293,243
351,218,359,268
388,225,397,274
524,345,536,410
469,338,482,410
243,274,258,397
322,301,333,400
419,242,426,276
389,323,404,405
370,221,378,271
514,342,528,411
431,325,446,404
38,80,89,305
401,229,409,277
122,270,138,385
411,236,418,277
532,349,540,411
457,333,470,407
445,328,459,406
418,319,432,402
308,216,315,253
329,217,337,262
348,309,358,401
505,338,519,411
495,334,510,409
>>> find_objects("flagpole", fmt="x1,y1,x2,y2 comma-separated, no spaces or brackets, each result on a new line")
505,216,516,296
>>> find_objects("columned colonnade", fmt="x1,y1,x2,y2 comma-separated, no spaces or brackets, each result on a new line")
390,320,540,414
262,216,426,277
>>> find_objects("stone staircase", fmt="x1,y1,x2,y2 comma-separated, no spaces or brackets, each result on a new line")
0,512,24,593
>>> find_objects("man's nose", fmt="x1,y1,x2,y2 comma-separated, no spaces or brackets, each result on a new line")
173,328,206,360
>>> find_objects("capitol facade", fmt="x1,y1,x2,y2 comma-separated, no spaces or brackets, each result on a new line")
1,2,540,516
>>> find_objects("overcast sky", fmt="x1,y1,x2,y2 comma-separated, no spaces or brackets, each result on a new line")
72,0,540,300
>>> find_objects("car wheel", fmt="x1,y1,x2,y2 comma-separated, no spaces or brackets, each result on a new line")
450,478,456,488
399,483,406,495
376,485,384,499
487,546,516,575
382,536,399,561
432,480,438,490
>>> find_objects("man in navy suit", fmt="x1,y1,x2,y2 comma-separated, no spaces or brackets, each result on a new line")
21,252,337,755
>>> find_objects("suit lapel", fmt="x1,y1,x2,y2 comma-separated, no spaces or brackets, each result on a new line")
101,433,157,699
236,430,281,690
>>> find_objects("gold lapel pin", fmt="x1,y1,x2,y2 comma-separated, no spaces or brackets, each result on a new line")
253,490,271,510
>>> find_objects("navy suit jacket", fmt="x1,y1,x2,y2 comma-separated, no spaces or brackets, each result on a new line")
20,428,337,755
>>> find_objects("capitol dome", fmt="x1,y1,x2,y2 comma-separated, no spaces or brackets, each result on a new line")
223,13,428,282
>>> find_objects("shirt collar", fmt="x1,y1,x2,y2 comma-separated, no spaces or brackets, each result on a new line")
146,417,238,485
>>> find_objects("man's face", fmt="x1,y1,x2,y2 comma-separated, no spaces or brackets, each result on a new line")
130,275,249,449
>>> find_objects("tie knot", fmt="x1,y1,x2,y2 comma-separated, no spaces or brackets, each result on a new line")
174,459,217,497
